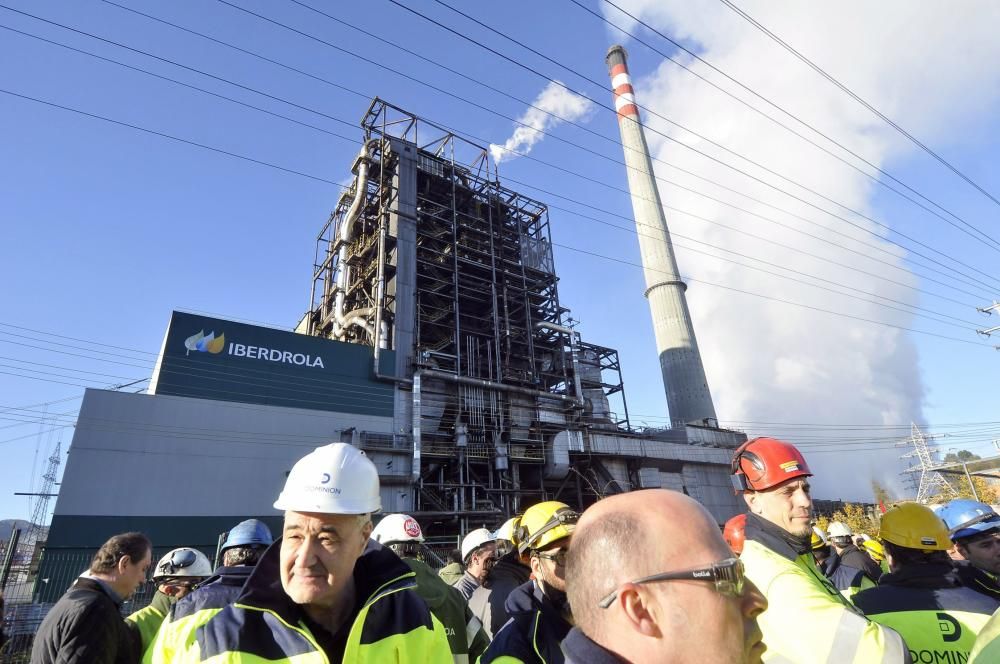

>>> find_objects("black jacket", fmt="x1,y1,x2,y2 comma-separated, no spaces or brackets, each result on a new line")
953,560,1000,601
30,577,139,664
468,551,532,638
480,580,572,664
838,544,882,582
561,627,628,664
168,565,254,621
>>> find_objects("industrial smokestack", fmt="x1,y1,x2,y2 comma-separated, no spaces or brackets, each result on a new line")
606,45,717,427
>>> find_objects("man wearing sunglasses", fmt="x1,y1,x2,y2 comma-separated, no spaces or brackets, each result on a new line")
732,437,909,663
480,501,579,664
563,489,767,664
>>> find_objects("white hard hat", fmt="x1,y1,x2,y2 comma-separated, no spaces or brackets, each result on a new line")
153,548,212,580
827,521,852,538
371,514,425,545
273,443,381,514
461,528,495,561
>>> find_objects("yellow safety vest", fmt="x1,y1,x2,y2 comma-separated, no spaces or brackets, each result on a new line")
126,594,170,654
156,574,452,663
970,605,1000,663
741,539,908,663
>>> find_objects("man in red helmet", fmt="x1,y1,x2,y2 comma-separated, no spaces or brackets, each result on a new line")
732,437,910,663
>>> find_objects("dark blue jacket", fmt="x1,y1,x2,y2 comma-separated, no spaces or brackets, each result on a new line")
480,580,571,664
169,565,254,621
825,553,876,596
561,627,627,664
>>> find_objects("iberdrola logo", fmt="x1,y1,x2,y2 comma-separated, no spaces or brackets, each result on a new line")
184,330,226,355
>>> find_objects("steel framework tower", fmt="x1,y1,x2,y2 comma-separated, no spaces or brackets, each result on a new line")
899,423,955,503
605,45,717,427
301,99,632,532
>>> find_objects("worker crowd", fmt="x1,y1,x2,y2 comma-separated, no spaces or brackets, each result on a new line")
25,437,1000,663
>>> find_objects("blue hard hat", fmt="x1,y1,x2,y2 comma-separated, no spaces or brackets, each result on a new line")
222,519,273,551
937,500,1000,541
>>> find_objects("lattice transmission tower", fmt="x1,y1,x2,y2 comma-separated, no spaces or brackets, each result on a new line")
899,423,955,503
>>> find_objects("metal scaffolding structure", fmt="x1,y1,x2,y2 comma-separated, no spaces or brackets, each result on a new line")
300,99,741,535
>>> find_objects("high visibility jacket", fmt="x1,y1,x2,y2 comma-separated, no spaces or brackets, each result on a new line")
825,554,877,601
741,516,909,663
142,565,255,664
159,538,453,663
479,580,571,664
402,557,490,664
970,605,1000,663
126,590,172,654
854,562,1000,664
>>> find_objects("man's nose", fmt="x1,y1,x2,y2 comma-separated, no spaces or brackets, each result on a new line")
293,537,322,568
742,578,767,618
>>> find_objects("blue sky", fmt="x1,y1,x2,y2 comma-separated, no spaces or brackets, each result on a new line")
2,0,1000,520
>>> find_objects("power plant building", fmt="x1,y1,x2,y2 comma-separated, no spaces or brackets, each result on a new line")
40,99,744,597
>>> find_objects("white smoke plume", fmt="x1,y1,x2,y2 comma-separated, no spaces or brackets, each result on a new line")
602,1,1000,500
490,81,595,164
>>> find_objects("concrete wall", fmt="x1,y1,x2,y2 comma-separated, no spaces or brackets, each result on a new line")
55,389,395,519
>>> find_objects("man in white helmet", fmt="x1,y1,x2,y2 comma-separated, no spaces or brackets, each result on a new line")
170,443,451,662
371,514,490,663
126,547,212,655
454,528,497,600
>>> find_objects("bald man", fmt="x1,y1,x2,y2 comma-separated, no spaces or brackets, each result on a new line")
564,490,768,664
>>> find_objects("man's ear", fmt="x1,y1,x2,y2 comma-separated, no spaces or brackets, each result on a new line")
116,555,131,576
529,554,542,578
619,584,661,638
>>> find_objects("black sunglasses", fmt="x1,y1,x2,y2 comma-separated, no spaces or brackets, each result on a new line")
598,557,745,608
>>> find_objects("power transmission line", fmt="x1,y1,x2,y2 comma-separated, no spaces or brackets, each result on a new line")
1,86,993,351
589,0,1000,251
390,0,1000,288
717,0,1000,209
97,0,1000,296
4,26,993,315
18,4,996,300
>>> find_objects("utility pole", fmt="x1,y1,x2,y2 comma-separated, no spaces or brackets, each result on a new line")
977,302,1000,349
898,423,955,503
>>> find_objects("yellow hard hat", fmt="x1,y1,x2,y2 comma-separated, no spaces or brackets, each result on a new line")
810,527,828,551
863,539,885,562
494,516,522,546
879,503,951,552
517,501,579,553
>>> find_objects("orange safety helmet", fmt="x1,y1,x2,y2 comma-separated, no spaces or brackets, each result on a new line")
723,514,747,555
731,437,812,492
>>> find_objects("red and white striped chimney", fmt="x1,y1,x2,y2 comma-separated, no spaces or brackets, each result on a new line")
605,44,717,427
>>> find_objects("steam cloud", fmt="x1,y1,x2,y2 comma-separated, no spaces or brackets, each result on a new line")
490,81,595,165
603,1,1000,500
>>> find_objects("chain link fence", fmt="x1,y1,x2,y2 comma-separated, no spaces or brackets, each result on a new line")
1,545,183,663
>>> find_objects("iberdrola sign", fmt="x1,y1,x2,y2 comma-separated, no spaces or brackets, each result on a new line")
185,329,326,368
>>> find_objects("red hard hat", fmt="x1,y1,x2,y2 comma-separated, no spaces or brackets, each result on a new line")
731,437,812,492
723,514,747,555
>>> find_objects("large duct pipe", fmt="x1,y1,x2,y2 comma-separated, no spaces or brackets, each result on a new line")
606,45,717,427
334,141,384,343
